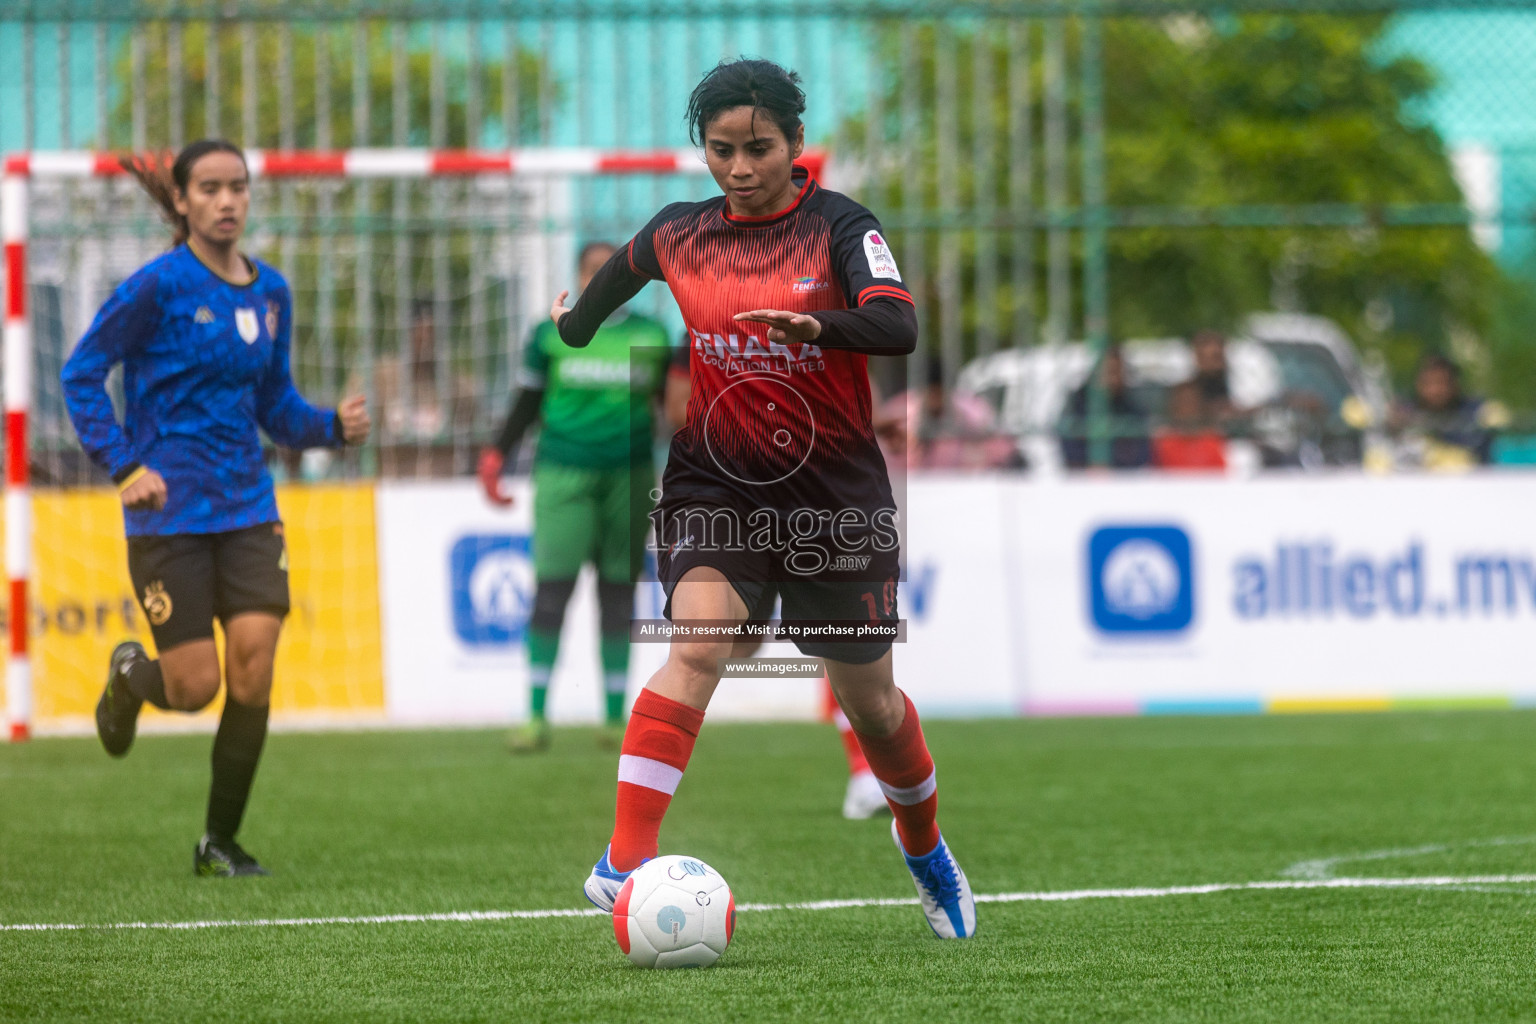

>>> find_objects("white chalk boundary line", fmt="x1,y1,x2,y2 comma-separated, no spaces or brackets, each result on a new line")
4,875,1536,933
1283,835,1536,880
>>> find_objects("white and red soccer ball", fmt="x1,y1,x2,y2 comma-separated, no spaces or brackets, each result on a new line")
612,855,735,968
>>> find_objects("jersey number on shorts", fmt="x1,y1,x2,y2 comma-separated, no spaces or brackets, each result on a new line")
860,580,897,621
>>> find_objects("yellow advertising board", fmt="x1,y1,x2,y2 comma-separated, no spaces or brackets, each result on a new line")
0,484,384,732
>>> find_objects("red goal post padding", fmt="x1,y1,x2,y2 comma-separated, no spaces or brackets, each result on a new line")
0,146,826,741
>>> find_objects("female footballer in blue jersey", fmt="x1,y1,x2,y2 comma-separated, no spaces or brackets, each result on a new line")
62,139,371,877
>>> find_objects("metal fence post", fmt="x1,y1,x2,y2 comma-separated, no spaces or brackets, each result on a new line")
1080,14,1111,468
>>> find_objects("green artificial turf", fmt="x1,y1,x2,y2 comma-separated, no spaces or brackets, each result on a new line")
3,711,1536,1022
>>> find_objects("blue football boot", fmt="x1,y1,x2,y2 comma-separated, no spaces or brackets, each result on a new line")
584,845,646,912
892,819,977,939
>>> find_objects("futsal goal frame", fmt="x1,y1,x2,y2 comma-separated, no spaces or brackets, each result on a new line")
0,146,827,740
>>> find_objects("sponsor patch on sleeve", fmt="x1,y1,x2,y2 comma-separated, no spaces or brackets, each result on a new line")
862,230,902,282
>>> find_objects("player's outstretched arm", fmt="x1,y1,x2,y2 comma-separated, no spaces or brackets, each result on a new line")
737,298,917,356
549,290,573,324
61,266,161,483
258,376,359,449
336,395,372,444
257,290,363,448
480,322,554,506
820,206,919,355
810,297,918,356
116,466,168,511
479,386,545,507
554,241,651,348
732,310,823,344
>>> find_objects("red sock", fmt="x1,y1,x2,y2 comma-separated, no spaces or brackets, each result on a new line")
609,689,705,871
852,691,940,856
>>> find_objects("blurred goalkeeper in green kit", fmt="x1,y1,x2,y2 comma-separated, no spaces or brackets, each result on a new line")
479,242,673,752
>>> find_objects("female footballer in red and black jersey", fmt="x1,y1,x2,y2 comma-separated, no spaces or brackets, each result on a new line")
555,58,975,939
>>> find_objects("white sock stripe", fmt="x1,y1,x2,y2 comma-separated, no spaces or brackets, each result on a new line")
529,668,552,686
603,672,628,695
616,754,684,795
832,709,851,731
877,769,936,806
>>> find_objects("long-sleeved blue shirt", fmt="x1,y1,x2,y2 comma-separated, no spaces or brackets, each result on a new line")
62,245,341,536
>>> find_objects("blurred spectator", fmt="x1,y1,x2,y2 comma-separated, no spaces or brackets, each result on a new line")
1059,346,1152,470
1195,328,1341,468
368,299,480,476
1153,381,1226,470
1388,352,1506,469
1187,328,1243,424
877,362,1022,471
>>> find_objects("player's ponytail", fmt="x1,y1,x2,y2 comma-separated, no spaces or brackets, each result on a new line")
120,139,248,248
686,58,806,147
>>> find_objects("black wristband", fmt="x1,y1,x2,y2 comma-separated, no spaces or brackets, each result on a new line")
111,461,144,485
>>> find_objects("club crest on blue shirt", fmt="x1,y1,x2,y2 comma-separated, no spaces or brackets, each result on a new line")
236,307,260,344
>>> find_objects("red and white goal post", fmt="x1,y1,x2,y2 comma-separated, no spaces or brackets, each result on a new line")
1,146,826,740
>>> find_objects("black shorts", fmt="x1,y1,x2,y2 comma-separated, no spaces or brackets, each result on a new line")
126,522,290,652
655,504,900,665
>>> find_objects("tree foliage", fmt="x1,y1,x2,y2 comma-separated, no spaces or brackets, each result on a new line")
847,14,1506,395
101,22,553,411
107,21,545,149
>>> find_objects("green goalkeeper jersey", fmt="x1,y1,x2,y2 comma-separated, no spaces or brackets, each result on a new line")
519,311,673,468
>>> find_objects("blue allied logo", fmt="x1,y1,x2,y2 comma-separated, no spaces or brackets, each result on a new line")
1088,525,1194,634
450,534,534,646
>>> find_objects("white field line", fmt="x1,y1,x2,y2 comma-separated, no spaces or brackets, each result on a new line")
4,875,1536,934
1282,835,1536,880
